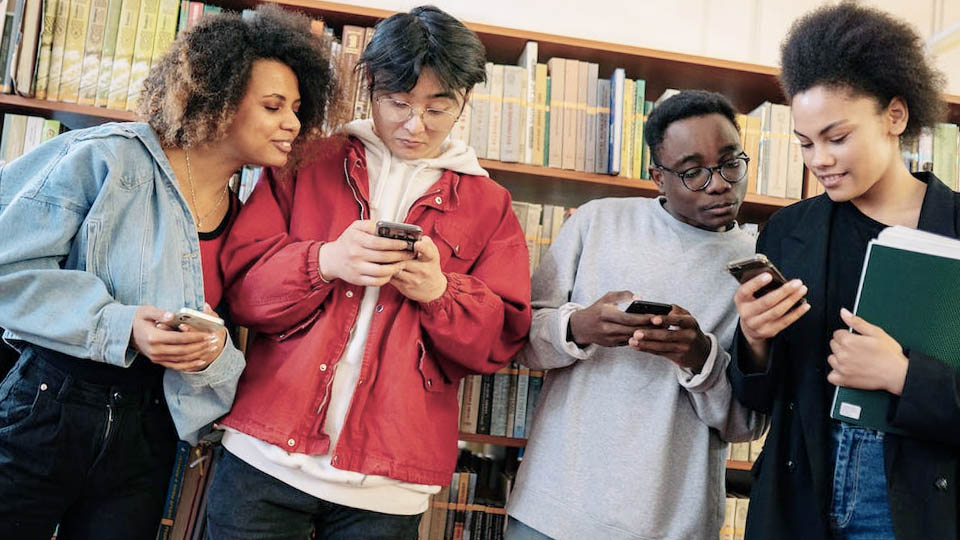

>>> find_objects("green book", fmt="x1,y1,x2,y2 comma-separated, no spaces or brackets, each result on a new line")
830,226,960,433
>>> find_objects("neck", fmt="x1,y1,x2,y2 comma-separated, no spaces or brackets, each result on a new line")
851,158,925,227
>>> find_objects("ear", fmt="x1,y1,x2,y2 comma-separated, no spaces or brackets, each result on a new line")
650,167,665,193
884,96,909,137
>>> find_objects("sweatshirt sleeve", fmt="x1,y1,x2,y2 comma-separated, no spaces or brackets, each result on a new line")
221,167,336,335
678,333,768,442
518,209,600,370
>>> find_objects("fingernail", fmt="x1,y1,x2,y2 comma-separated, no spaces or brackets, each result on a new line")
636,332,644,340
652,317,661,325
790,279,803,288
760,273,772,282
841,307,852,317
208,334,218,342
163,312,173,319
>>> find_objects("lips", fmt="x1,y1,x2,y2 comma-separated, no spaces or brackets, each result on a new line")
704,201,738,213
818,172,847,189
272,140,293,153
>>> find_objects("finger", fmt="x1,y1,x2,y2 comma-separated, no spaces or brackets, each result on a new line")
633,328,694,344
414,236,441,262
358,248,415,264
148,339,216,360
632,340,686,354
599,322,645,340
352,219,377,234
659,314,698,329
826,369,843,386
361,233,413,252
601,308,657,326
604,290,636,305
358,261,405,279
752,285,808,327
827,353,841,371
840,308,880,336
735,272,775,303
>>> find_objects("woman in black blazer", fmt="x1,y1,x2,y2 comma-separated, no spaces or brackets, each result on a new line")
728,4,960,540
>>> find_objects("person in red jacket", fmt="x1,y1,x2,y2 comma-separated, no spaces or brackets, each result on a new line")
206,6,532,538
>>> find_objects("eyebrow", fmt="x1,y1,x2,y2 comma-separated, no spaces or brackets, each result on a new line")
671,144,740,168
262,93,300,102
795,119,848,138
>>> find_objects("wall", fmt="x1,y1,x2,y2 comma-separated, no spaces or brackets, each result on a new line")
347,0,960,96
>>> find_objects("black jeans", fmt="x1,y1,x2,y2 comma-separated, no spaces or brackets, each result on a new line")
205,449,423,540
0,346,178,539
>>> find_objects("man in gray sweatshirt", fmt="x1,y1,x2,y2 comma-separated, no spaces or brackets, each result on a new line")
506,90,767,540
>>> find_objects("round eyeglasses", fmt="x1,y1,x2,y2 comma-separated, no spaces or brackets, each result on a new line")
374,96,461,131
654,152,750,191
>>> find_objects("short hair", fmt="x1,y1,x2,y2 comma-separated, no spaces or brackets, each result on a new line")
643,90,739,165
139,4,339,150
779,2,945,139
357,5,486,99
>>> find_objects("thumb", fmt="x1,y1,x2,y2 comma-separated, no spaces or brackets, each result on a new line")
137,305,169,323
840,308,878,336
608,290,635,304
416,236,439,261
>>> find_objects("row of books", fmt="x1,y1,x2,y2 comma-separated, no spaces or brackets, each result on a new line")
418,448,516,540
0,0,216,111
510,201,575,275
0,112,60,163
727,429,767,464
719,496,750,540
457,362,544,440
157,442,218,540
903,123,960,191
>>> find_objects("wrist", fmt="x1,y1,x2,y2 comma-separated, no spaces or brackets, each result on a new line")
886,352,909,396
567,311,588,347
317,242,336,282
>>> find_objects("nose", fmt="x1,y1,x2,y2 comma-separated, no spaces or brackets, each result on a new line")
401,108,427,134
704,169,732,194
283,109,301,135
810,143,835,170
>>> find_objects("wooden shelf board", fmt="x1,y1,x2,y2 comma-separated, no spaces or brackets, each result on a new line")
726,460,753,471
0,94,136,121
459,432,527,448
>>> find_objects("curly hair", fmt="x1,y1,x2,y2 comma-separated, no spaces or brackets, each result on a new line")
138,4,342,153
643,90,739,165
779,2,945,139
356,5,486,99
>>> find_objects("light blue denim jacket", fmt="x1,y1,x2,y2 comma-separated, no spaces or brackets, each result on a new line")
0,122,244,444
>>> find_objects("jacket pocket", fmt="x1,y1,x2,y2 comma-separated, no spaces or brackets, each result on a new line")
433,219,483,264
84,218,115,296
266,307,324,342
0,364,52,435
416,339,449,393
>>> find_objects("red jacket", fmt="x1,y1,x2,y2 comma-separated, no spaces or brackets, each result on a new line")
220,137,531,485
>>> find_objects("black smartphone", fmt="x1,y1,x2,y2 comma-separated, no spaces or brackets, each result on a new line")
376,220,422,250
727,254,792,299
624,300,673,315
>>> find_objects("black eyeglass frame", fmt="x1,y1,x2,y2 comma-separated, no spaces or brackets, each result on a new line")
654,151,751,192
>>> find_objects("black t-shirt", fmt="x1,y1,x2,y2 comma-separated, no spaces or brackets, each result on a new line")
823,202,888,402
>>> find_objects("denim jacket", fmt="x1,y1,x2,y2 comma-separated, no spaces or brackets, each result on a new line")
0,122,244,444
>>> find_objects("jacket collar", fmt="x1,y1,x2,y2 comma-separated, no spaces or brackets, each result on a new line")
123,122,178,185
915,172,958,238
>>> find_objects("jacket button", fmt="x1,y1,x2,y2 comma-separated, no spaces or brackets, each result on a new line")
376,305,384,313
346,291,354,298
435,196,443,205
287,438,295,447
786,460,796,472
935,477,949,492
455,245,460,253
787,402,794,411
39,383,47,391
427,379,433,387
333,455,339,464
319,364,327,372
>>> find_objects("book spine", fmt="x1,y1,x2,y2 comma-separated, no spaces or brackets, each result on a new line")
517,40,536,164
104,0,138,109
560,58,577,170
546,57,563,168
56,0,92,102
32,0,59,99
148,0,180,66
1,0,25,94
608,69,624,174
574,59,587,172
93,0,121,107
485,63,503,162
124,0,160,111
532,63,546,166
499,65,523,163
596,78,610,174
584,62,597,174
631,79,646,179
467,63,491,159
77,0,108,105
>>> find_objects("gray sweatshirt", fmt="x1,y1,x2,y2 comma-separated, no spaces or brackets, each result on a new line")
507,197,766,540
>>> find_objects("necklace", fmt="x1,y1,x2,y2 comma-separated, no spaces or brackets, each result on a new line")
184,149,229,229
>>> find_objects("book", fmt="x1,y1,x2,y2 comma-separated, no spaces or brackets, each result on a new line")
125,0,161,110
516,40,536,165
77,0,109,105
93,0,122,107
574,59,587,172
11,0,41,96
545,57,564,169
499,65,524,163
44,0,71,100
560,58,577,170
583,62,597,174
595,78,610,174
531,63,546,166
830,226,960,433
467,63,491,159
485,63,503,162
149,0,181,68
157,441,191,539
104,0,140,109
31,0,57,99
57,0,92,102
20,114,43,154
608,68,624,174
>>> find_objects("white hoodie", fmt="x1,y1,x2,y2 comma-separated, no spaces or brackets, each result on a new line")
223,119,488,515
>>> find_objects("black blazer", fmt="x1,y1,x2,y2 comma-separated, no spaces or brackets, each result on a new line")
728,173,960,540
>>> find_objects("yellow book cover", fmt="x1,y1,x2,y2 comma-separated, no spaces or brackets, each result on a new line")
104,0,140,110
45,0,71,100
32,0,59,99
719,497,736,540
57,0,92,102
733,498,749,540
13,0,43,96
77,0,108,105
532,63,547,166
148,0,179,67
631,79,646,179
618,78,635,178
744,115,762,195
93,0,122,107
124,0,160,111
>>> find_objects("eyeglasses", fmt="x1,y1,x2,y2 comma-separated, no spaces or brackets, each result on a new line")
654,152,750,191
374,96,461,131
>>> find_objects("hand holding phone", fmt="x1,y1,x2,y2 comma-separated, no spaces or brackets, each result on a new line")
170,308,224,333
624,300,673,316
727,254,795,299
317,220,416,287
376,220,422,251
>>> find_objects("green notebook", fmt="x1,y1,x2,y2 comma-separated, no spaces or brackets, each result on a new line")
830,226,960,433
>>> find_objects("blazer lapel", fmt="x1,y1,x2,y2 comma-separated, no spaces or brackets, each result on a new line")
779,195,834,503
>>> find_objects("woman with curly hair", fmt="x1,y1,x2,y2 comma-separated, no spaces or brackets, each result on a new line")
729,4,959,540
0,5,337,537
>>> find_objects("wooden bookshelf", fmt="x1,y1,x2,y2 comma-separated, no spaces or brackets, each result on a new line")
460,432,758,472
0,94,137,129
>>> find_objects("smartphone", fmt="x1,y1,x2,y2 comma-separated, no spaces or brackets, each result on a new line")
727,254,792,299
375,220,422,250
170,308,224,333
624,300,673,315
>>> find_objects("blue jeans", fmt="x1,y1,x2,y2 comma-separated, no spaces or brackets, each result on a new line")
829,422,895,540
505,516,553,540
0,346,177,539
205,448,423,540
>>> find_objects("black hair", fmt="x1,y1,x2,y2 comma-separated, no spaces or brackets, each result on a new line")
140,3,340,149
356,5,486,100
643,90,739,165
779,2,945,138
